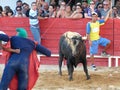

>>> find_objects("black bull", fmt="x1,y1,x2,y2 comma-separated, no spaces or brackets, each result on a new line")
58,31,90,80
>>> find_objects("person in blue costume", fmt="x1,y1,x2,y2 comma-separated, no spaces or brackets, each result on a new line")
0,28,51,90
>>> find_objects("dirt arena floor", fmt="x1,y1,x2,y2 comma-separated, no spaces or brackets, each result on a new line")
0,65,120,90
33,65,120,90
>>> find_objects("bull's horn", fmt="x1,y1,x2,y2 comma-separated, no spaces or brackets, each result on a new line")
82,36,87,40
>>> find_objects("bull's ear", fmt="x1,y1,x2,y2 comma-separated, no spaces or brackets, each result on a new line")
82,36,87,40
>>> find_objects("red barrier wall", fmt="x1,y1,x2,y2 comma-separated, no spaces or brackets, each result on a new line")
0,18,119,66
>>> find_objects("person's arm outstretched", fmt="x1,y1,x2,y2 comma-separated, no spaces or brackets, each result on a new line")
104,9,112,22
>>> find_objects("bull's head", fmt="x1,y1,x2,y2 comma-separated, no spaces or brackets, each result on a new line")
65,31,87,57
70,36,83,57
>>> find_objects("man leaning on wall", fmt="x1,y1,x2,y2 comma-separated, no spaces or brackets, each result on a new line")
86,8,112,71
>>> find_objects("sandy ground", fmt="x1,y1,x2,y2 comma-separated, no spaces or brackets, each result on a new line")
0,65,120,90
33,65,120,90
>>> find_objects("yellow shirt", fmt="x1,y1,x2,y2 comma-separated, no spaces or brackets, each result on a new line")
90,21,101,41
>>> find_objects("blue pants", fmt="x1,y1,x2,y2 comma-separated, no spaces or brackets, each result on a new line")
90,37,110,55
0,60,28,90
30,26,41,44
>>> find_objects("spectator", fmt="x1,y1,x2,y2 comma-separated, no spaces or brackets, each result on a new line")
56,5,60,12
1,11,7,17
38,7,46,17
116,0,120,16
64,5,72,18
82,0,89,14
42,2,50,17
48,4,57,18
111,6,119,18
72,5,76,11
56,1,66,18
100,0,111,19
50,0,57,6
4,6,11,14
17,13,24,17
53,0,59,6
37,0,46,8
86,10,111,71
92,0,102,8
14,0,23,15
95,3,103,19
2,6,12,17
14,6,26,17
29,2,44,44
22,3,30,17
85,1,96,18
16,0,22,7
6,9,14,17
70,5,84,18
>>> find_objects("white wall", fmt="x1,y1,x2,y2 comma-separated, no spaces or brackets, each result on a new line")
0,0,35,11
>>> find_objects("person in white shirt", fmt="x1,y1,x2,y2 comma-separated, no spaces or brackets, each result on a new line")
29,2,43,44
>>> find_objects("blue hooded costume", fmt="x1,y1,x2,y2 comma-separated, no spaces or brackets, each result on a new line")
0,28,51,90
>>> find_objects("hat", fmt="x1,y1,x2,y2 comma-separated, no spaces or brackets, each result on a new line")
16,28,28,38
92,11,98,16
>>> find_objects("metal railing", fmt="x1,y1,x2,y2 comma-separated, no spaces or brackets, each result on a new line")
37,54,120,67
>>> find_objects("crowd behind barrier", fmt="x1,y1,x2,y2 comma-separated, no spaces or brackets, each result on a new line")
0,0,120,19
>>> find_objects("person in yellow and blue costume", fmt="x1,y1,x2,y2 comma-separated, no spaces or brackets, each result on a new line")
86,11,111,71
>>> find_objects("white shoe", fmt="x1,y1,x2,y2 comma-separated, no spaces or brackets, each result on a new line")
91,64,97,71
101,51,110,57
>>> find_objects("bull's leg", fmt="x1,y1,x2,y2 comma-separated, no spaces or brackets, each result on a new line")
67,62,70,75
82,58,90,80
69,64,74,81
58,53,64,76
67,60,74,81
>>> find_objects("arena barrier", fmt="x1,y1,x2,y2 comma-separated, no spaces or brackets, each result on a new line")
37,54,120,67
0,18,120,66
